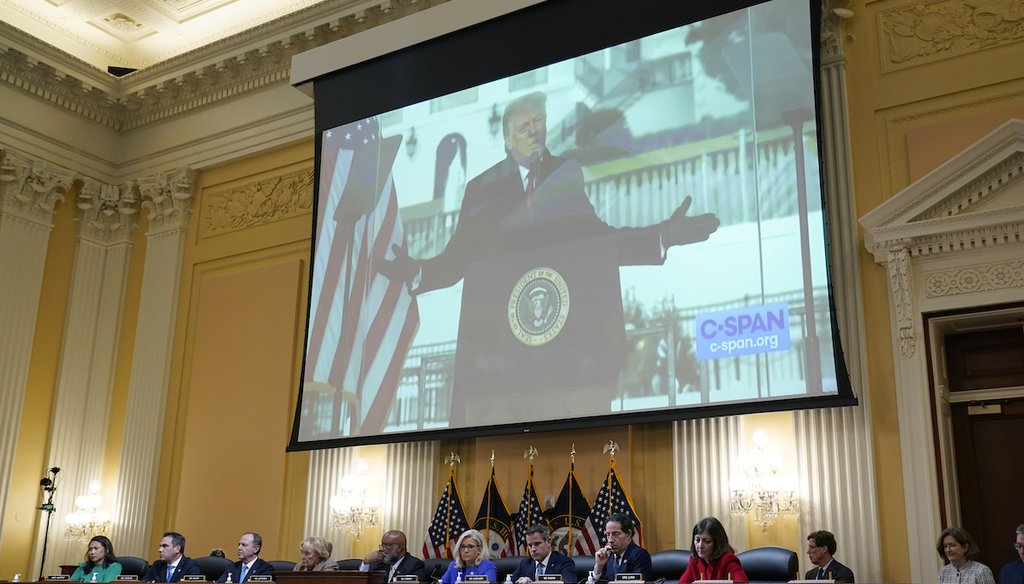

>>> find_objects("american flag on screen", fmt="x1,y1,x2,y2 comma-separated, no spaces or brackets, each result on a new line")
512,464,549,555
304,117,418,434
579,465,643,553
423,472,470,560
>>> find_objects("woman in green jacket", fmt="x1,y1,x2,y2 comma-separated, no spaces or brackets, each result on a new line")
71,536,122,582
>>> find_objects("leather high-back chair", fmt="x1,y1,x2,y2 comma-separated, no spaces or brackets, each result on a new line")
651,549,693,584
118,556,150,578
736,547,798,584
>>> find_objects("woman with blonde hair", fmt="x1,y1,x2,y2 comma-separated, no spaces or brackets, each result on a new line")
295,536,338,571
439,529,496,584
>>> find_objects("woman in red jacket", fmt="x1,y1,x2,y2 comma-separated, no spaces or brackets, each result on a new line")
679,517,748,582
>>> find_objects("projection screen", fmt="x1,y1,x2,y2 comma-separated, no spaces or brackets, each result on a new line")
290,0,856,449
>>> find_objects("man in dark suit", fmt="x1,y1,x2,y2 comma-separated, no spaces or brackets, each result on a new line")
381,91,719,425
217,532,275,583
511,524,576,584
805,530,855,583
998,524,1024,584
591,514,653,583
142,532,201,582
360,530,427,582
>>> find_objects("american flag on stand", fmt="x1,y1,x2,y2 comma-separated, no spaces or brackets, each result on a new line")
423,472,470,560
303,117,418,435
512,464,549,555
580,465,643,552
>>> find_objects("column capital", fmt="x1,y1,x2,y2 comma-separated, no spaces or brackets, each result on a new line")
137,167,196,235
77,178,140,244
0,149,74,226
821,0,854,65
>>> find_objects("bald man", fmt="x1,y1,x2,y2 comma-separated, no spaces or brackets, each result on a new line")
360,530,427,582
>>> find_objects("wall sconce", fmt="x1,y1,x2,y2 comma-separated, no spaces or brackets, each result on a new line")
65,481,112,540
488,104,501,138
730,429,798,532
406,127,418,159
329,459,380,539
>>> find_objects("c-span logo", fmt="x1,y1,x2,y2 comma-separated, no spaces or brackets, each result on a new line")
508,267,570,346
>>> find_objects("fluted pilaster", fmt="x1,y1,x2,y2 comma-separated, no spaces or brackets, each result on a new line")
34,178,138,574
111,168,194,556
791,6,881,582
0,148,73,552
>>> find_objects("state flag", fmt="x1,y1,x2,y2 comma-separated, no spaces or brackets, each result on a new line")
549,464,591,557
473,468,514,558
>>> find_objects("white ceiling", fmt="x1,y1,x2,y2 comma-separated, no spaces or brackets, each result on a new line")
0,0,330,72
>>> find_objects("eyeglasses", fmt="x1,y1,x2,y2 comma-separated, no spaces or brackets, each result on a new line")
381,543,402,549
459,544,479,550
1014,543,1023,551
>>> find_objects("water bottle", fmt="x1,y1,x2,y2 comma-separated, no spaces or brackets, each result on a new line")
504,575,512,584
13,574,21,583
92,572,99,582
586,574,595,584
227,572,234,583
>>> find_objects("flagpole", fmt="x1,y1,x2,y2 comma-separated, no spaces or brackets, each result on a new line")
604,440,618,516
485,450,494,551
567,443,575,557
523,446,538,556
444,451,460,559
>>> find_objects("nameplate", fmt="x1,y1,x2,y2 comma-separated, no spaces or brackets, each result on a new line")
464,576,489,582
612,574,642,582
182,575,206,581
249,576,273,582
45,576,70,580
117,576,140,581
538,577,562,583
394,576,419,582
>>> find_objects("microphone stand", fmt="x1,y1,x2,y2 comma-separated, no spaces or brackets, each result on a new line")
37,467,61,581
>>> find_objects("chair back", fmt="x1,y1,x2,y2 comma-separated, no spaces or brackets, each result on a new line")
423,558,450,583
334,559,362,571
118,556,149,577
195,556,234,582
268,560,296,572
491,556,523,582
736,546,798,584
651,549,692,584
569,556,594,584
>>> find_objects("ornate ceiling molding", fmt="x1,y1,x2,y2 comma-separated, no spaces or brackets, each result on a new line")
0,0,448,133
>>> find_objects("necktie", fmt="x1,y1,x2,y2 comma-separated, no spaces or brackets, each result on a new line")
240,565,249,582
525,168,536,218
818,568,826,580
166,566,174,582
536,563,544,580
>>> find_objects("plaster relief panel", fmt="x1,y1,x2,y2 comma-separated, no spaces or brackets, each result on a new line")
200,166,313,238
878,0,1024,72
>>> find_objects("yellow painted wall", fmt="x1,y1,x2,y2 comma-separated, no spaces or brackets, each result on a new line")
149,138,316,561
843,1,1024,580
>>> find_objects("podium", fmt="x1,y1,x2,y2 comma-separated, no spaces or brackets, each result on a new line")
274,571,384,584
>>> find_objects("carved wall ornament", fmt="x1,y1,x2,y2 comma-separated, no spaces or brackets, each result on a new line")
886,244,917,357
77,178,139,242
201,167,314,237
0,149,74,224
822,0,854,63
924,258,1024,297
137,167,196,234
879,0,1024,71
912,150,1024,222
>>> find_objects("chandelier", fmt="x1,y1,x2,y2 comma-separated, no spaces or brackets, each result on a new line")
65,481,112,540
329,460,380,538
730,430,798,532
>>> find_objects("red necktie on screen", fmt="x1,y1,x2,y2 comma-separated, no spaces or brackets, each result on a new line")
525,168,536,219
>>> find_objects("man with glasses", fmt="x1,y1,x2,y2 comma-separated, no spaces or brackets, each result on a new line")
511,524,577,584
805,530,854,582
591,513,653,583
999,525,1024,584
361,530,427,582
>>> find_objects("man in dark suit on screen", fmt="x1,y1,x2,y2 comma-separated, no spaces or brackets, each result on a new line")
360,530,427,582
380,91,718,425
216,532,275,583
511,524,576,584
805,530,855,583
142,532,201,582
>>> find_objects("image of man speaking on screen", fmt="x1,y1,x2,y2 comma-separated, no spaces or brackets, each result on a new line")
379,91,719,425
